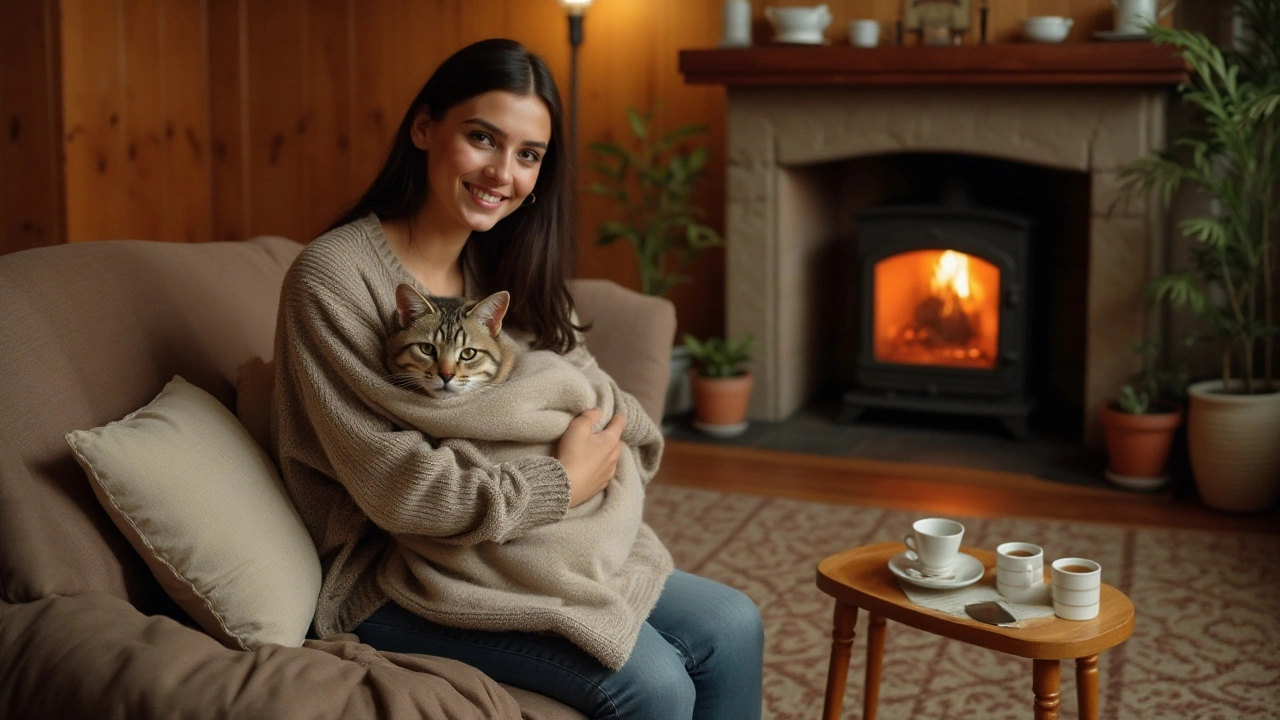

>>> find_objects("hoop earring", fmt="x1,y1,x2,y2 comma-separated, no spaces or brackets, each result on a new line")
522,192,537,207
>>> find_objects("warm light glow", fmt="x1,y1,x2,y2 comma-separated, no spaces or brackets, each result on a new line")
872,249,1000,370
559,0,594,14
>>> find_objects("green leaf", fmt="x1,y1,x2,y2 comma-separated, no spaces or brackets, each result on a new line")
626,107,648,141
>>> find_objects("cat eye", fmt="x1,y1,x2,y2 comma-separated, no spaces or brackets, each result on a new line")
459,348,477,361
417,343,436,357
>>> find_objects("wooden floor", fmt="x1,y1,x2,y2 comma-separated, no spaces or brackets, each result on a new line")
654,440,1280,535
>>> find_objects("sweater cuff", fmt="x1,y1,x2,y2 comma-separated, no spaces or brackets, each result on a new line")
511,456,572,531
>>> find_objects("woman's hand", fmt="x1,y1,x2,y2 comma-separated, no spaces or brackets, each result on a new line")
556,408,626,507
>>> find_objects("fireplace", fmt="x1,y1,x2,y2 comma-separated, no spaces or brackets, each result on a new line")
842,205,1035,439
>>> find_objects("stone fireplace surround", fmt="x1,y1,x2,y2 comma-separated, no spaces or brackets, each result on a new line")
681,45,1187,447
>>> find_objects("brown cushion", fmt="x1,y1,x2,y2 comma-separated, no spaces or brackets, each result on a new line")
0,236,302,608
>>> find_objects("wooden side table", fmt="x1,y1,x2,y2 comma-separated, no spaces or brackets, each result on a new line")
817,542,1135,720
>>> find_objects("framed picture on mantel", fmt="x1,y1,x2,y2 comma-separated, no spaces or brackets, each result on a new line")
905,0,972,31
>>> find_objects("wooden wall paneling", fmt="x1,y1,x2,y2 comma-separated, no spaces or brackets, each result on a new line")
121,0,166,242
60,0,130,243
300,0,354,240
574,0,661,293
457,0,507,46
208,0,247,242
653,0,726,341
349,0,413,208
0,0,63,255
159,0,213,243
243,0,306,240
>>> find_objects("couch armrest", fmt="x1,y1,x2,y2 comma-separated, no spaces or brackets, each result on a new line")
569,279,677,425
0,593,524,720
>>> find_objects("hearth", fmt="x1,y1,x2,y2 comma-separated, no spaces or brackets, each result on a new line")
841,205,1035,439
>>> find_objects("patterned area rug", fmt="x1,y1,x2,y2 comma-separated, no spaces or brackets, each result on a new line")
644,484,1280,720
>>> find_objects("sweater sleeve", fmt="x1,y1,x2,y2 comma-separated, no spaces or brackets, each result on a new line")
276,253,570,544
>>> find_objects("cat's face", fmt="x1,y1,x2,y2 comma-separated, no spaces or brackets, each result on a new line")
386,284,513,398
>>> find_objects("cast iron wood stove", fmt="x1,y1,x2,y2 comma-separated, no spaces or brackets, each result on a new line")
841,206,1035,439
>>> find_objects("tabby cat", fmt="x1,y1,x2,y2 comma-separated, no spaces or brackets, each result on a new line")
385,283,518,398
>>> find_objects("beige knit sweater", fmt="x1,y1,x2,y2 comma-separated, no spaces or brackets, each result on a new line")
272,214,673,669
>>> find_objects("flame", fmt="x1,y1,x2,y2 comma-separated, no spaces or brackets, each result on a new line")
931,250,971,306
872,249,1000,370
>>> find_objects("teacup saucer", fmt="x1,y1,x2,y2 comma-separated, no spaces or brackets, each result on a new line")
889,552,985,590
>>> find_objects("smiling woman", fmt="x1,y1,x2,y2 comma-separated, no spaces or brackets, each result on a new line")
271,38,764,720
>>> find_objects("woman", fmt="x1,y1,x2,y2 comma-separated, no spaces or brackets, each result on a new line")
271,38,763,720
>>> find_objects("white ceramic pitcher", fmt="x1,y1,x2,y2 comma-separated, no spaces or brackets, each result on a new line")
1112,0,1176,35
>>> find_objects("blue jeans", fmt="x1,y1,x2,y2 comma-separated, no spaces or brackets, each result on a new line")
355,570,764,720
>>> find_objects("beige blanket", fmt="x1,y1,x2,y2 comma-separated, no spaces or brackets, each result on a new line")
375,347,672,670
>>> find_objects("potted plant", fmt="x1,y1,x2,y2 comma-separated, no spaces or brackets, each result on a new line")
588,107,724,421
1098,342,1187,491
1115,3,1280,511
683,333,754,438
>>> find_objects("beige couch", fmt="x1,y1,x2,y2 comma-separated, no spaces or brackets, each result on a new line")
0,236,675,719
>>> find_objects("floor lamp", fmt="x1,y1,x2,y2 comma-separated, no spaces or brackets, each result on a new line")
558,0,595,150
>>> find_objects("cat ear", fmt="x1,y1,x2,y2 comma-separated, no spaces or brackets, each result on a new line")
394,283,437,328
468,291,510,338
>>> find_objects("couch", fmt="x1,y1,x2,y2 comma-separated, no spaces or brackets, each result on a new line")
0,236,676,719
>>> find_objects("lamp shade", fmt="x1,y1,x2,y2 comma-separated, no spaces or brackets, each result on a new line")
559,0,594,15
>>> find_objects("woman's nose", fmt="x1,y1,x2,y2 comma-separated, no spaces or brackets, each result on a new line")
485,154,514,184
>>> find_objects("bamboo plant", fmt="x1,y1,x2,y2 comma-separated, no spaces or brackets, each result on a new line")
588,107,724,298
1115,2,1280,394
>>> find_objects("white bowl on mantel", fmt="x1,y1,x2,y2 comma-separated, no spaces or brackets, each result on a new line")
1022,16,1073,43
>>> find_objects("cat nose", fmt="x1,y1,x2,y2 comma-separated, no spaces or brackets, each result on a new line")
438,371,454,383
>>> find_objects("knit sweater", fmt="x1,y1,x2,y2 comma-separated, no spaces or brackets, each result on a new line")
271,213,673,669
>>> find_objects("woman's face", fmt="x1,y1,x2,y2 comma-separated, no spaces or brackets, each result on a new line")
411,90,552,236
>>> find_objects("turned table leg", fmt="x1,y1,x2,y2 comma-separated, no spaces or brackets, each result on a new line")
1033,659,1060,720
1076,655,1099,720
821,601,859,720
863,614,886,720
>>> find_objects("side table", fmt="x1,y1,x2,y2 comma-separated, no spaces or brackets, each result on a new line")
816,542,1135,720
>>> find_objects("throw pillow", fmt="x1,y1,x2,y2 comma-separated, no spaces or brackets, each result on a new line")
65,375,321,650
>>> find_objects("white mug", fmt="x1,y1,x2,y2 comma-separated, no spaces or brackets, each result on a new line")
721,0,753,48
849,19,879,48
1112,0,1176,35
995,542,1047,603
1051,558,1102,620
903,518,964,576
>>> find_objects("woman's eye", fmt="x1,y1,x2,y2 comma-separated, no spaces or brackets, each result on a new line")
518,149,542,163
469,131,494,147
459,348,477,361
418,343,436,357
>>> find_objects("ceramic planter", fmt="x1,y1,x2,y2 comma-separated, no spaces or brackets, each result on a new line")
1187,379,1280,512
689,370,753,438
1098,401,1183,489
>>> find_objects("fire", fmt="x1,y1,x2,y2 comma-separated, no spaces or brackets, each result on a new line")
873,249,1000,369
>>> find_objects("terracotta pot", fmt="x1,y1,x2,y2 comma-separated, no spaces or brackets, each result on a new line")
1187,379,1280,512
1098,401,1183,479
689,370,753,427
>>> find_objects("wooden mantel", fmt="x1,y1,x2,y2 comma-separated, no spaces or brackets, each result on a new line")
679,43,1189,87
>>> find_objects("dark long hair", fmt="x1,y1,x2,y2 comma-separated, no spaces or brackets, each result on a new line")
331,38,580,353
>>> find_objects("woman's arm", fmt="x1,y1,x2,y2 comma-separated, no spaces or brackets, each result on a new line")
275,256,570,545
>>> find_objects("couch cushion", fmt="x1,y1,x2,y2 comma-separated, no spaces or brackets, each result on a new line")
66,375,321,649
0,236,302,608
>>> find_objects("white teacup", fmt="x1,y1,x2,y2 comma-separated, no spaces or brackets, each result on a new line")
903,518,964,576
1052,558,1102,620
996,542,1047,603
848,19,879,48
